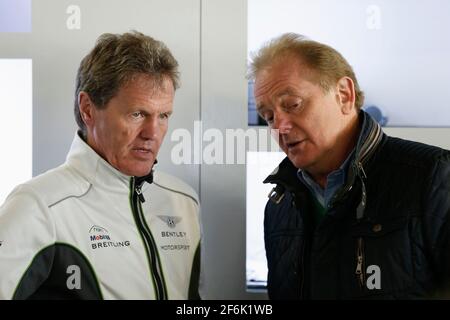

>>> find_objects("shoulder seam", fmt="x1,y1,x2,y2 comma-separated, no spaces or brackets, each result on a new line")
153,182,199,205
48,183,93,208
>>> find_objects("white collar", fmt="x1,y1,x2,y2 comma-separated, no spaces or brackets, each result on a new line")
65,132,132,192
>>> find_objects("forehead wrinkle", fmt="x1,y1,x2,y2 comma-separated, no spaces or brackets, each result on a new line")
255,82,303,108
255,72,291,95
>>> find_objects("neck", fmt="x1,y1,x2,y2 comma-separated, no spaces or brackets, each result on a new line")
308,114,360,189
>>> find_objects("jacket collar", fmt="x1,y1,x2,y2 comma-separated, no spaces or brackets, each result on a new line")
264,110,384,187
65,132,155,192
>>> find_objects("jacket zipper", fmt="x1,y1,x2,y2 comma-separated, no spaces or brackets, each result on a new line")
355,237,365,289
327,162,358,209
136,185,146,203
130,177,168,300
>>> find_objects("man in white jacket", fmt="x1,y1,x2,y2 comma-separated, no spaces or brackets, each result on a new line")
0,31,202,300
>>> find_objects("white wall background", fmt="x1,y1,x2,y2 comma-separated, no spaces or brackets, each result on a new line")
0,59,32,204
248,0,450,127
0,0,449,300
246,151,285,288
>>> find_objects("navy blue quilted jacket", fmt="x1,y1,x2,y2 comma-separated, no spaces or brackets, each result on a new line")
263,111,450,299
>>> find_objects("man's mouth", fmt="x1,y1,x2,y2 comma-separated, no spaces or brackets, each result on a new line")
132,147,153,157
286,140,304,149
286,140,303,149
134,148,151,153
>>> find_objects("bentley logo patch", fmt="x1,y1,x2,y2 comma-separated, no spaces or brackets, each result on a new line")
157,215,182,228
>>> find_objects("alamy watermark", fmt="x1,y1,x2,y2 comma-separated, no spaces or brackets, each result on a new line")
366,4,382,30
170,121,280,165
66,5,81,30
66,265,81,290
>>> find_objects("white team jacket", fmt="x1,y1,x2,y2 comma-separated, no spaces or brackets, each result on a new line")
0,133,201,300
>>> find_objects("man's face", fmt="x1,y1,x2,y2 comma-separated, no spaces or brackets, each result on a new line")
83,74,174,177
254,56,350,173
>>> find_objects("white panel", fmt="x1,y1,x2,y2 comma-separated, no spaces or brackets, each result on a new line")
246,151,284,289
202,0,268,299
0,0,31,32
0,59,32,204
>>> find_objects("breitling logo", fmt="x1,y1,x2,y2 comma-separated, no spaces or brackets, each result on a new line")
157,215,182,228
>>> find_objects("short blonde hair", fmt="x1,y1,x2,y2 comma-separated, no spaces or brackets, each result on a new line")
249,33,364,110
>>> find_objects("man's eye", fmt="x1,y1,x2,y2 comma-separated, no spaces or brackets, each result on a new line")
282,99,303,111
285,102,301,110
158,112,170,120
131,112,144,119
262,114,273,125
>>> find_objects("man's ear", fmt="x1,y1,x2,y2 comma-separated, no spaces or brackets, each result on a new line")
336,77,355,114
78,91,96,128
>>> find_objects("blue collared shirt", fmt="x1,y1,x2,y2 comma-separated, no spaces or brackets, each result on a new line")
297,150,355,208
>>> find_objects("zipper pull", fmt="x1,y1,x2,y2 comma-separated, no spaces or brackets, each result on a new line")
355,237,365,288
358,162,367,179
136,185,145,203
355,256,364,287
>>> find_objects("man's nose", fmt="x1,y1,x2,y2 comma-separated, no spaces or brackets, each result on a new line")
272,111,292,134
140,116,159,139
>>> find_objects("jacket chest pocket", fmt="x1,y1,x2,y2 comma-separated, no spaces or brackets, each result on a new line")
342,217,414,299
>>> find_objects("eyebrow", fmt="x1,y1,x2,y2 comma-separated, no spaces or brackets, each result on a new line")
280,88,301,97
256,88,302,111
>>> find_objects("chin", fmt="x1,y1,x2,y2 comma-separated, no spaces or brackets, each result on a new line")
133,167,153,177
118,164,153,177
288,156,310,170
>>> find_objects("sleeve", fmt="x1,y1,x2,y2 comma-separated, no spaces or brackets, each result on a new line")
0,184,56,299
422,154,450,297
